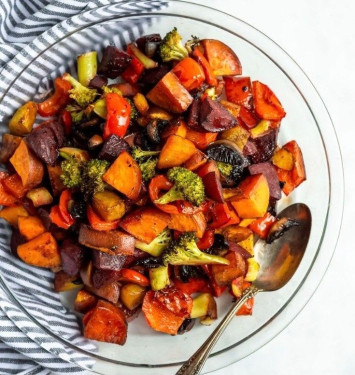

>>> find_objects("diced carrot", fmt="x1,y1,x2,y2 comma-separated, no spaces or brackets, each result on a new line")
157,135,196,169
83,300,127,345
103,151,142,200
18,216,46,240
120,207,169,243
17,232,60,268
185,128,218,150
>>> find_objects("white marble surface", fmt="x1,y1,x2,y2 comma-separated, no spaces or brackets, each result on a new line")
85,1,355,374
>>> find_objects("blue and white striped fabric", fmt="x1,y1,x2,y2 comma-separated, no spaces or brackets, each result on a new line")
0,1,165,374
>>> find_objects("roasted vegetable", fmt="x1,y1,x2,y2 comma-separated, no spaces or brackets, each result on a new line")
77,51,97,87
74,289,98,313
171,57,205,91
26,187,53,207
78,224,136,255
120,283,146,310
211,251,246,286
92,191,125,222
18,216,46,241
190,292,217,325
63,73,97,107
154,167,205,206
149,266,170,291
159,27,188,62
9,101,37,136
131,146,160,160
168,212,206,238
60,157,83,188
60,239,84,276
163,232,229,266
0,205,28,227
103,93,131,139
83,300,127,345
266,217,299,244
135,228,171,257
99,135,130,162
17,232,60,268
0,133,22,164
54,271,82,292
98,46,132,79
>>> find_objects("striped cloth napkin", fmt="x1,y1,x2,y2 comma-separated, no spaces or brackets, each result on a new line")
0,1,164,374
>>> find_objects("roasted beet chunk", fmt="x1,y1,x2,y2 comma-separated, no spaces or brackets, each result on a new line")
248,162,281,200
60,239,85,276
136,33,162,58
92,251,127,271
140,64,170,87
187,99,201,130
26,124,58,165
47,121,65,147
244,128,278,164
92,268,121,289
88,75,108,89
98,46,132,79
199,97,236,132
98,135,130,161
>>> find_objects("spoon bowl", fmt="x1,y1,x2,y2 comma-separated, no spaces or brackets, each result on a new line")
177,203,312,375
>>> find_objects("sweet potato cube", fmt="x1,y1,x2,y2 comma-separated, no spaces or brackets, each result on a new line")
47,165,66,196
17,232,60,268
157,135,196,169
168,212,206,238
229,174,269,218
147,71,193,114
74,289,98,313
120,207,169,243
184,149,208,171
0,205,28,227
103,151,142,200
83,300,127,345
0,133,22,164
211,252,246,286
10,140,44,189
2,174,29,199
185,128,218,150
18,216,46,240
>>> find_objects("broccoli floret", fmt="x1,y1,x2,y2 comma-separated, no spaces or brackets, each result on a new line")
159,27,189,62
216,161,233,178
126,98,138,121
131,146,160,161
185,35,200,54
102,86,122,95
163,232,229,266
63,73,97,107
60,158,109,200
135,228,171,257
81,159,109,200
60,157,84,188
154,167,205,206
65,104,85,123
138,157,158,182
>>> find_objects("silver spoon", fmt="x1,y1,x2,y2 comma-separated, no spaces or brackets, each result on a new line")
176,203,312,375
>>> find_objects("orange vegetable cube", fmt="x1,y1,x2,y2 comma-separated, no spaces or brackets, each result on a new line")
0,205,28,227
18,216,46,240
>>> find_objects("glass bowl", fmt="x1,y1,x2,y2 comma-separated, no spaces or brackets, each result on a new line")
0,1,344,374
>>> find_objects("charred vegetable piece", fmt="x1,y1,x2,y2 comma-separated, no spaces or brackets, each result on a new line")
266,217,299,244
140,64,170,87
199,97,236,133
98,135,130,162
120,283,146,310
98,46,132,79
74,289,98,313
78,224,136,255
136,33,162,56
201,39,242,76
272,147,294,171
0,133,22,164
220,124,250,151
202,171,224,203
59,239,84,276
147,72,193,114
178,318,195,335
10,140,44,189
9,101,37,136
103,151,142,200
92,191,126,222
243,128,278,164
63,73,97,108
135,228,171,257
83,300,127,345
155,167,205,207
163,232,229,266
17,232,60,268
88,75,108,89
92,251,126,271
127,43,158,69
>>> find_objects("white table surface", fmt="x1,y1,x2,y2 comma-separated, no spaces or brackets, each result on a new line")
85,1,355,374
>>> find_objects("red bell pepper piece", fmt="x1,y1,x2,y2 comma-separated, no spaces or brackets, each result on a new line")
60,109,72,135
121,45,145,84
173,278,211,295
196,229,214,250
87,205,120,231
119,268,150,287
103,93,131,140
209,202,240,229
224,76,253,110
236,281,254,316
38,77,72,117
49,205,72,229
238,106,260,129
172,57,205,91
149,175,180,214
248,212,276,239
201,265,226,297
192,48,218,87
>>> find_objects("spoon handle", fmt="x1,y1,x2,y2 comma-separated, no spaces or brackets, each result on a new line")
176,286,259,375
